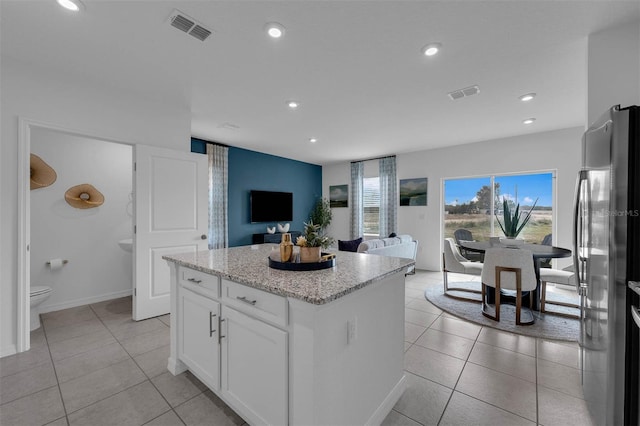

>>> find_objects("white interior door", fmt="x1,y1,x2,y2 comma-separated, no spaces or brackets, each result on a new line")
134,144,208,320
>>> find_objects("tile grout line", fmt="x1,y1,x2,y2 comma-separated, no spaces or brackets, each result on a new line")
435,320,482,425
535,337,540,425
41,319,71,425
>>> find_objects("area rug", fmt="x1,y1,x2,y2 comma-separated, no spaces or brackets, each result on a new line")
425,283,580,342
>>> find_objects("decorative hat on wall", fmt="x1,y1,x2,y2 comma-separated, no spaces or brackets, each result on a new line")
30,154,57,190
64,183,105,209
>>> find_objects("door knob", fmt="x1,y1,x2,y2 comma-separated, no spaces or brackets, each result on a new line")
201,234,207,240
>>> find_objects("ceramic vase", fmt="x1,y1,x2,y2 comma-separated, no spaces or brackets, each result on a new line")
280,233,293,262
299,246,321,263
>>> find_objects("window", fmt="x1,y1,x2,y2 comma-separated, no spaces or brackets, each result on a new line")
444,172,553,243
363,177,380,235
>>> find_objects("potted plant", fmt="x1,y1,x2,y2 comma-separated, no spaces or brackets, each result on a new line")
296,221,334,262
309,197,332,233
495,197,538,239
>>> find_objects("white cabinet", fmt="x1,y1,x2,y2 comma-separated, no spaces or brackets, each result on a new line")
175,268,288,425
178,287,220,391
221,306,288,426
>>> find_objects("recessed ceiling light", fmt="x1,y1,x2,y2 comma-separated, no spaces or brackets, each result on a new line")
265,22,285,39
56,0,84,12
519,93,536,102
421,43,442,57
523,118,536,125
287,100,299,109
309,138,318,143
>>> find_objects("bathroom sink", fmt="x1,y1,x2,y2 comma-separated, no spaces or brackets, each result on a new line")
118,238,133,252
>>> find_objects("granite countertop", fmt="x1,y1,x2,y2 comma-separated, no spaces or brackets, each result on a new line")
163,244,414,305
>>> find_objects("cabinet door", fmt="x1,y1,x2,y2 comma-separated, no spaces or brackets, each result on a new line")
221,306,288,426
179,288,220,391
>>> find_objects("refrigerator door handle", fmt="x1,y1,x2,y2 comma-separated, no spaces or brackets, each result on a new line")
573,170,588,294
631,305,640,329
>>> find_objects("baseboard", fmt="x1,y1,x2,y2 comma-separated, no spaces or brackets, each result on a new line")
0,344,17,358
39,289,133,314
167,357,187,375
366,374,407,426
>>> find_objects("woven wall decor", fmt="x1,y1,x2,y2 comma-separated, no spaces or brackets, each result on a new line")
30,154,57,190
64,183,105,209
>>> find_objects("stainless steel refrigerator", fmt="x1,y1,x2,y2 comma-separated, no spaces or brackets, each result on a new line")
574,104,639,426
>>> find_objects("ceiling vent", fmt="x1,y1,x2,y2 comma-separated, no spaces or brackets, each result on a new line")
168,9,212,42
217,122,240,130
448,85,480,101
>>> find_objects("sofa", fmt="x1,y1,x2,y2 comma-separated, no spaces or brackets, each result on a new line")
356,234,418,274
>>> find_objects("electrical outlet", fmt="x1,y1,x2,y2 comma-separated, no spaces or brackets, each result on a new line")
347,316,358,344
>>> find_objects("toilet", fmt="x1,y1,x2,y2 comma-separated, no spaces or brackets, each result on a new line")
30,286,52,331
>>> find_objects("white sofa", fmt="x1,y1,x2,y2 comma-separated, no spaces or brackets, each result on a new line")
357,234,418,274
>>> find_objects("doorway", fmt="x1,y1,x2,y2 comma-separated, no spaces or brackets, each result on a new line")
18,119,210,352
30,126,133,316
18,119,135,352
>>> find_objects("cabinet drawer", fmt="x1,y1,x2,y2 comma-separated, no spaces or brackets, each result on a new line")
222,279,287,327
180,267,220,298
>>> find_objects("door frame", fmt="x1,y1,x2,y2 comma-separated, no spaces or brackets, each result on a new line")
17,117,135,352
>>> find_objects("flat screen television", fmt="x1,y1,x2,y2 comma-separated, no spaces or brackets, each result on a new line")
250,190,293,223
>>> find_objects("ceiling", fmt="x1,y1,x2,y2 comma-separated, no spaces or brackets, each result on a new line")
2,1,639,166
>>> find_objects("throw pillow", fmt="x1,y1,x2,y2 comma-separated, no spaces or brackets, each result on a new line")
338,237,363,252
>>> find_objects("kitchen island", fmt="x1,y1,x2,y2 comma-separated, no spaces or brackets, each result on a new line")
163,244,413,426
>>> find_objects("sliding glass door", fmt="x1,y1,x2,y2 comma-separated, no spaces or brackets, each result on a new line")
444,172,553,244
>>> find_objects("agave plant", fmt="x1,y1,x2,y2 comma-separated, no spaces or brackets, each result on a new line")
495,198,538,238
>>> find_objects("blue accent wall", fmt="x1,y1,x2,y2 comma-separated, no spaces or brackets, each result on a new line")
191,139,322,247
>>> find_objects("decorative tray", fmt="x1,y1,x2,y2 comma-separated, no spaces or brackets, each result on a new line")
268,253,336,271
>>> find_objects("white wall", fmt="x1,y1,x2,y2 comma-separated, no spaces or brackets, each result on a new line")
323,127,583,271
587,20,640,124
31,128,133,312
1,58,191,356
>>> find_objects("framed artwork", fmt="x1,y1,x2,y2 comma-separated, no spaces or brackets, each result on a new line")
329,184,348,208
400,178,427,206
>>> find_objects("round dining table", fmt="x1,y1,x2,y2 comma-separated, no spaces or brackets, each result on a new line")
458,240,572,311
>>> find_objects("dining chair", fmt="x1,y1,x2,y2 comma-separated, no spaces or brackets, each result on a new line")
539,233,553,268
453,229,483,262
539,267,578,318
481,247,537,325
442,238,483,301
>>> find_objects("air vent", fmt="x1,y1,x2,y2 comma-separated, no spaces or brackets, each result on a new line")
217,122,240,130
168,9,212,42
448,85,480,101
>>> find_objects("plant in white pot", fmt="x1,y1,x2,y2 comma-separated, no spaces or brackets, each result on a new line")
495,197,538,240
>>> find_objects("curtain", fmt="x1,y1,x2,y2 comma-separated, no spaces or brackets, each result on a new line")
379,156,397,237
350,161,364,239
207,144,228,249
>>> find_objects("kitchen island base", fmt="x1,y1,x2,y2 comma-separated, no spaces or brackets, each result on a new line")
164,246,412,426
165,247,413,425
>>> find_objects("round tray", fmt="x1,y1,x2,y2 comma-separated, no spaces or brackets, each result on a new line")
268,254,336,271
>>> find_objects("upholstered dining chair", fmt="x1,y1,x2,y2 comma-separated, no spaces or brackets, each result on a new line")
442,238,483,301
539,268,578,318
539,233,553,268
453,229,483,262
481,247,537,325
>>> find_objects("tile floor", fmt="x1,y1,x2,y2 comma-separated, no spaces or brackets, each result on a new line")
0,271,594,426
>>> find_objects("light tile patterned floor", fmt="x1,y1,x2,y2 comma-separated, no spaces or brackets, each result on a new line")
0,271,594,425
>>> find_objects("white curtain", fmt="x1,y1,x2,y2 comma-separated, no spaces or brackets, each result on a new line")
379,156,397,237
350,161,364,239
207,144,228,249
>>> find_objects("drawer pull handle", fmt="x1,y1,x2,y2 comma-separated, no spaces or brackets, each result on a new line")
218,317,226,344
187,278,202,284
237,296,257,306
209,312,216,337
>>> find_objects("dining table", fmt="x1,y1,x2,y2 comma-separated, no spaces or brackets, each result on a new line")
458,240,572,311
